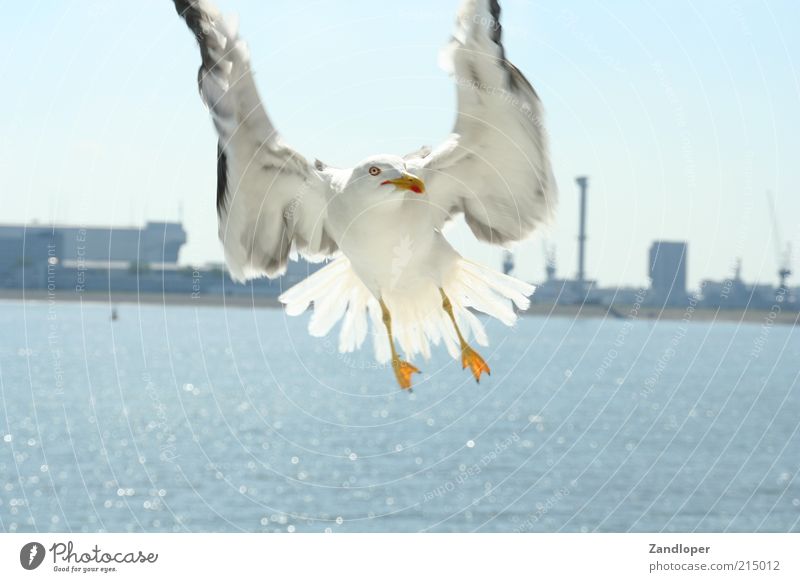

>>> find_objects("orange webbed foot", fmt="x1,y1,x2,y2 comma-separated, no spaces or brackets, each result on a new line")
392,359,421,391
462,346,490,383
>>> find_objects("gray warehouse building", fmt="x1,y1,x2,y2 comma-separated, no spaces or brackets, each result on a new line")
648,241,688,306
0,221,187,266
0,221,320,299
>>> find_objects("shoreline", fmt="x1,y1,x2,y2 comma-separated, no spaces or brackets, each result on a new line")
2,289,797,326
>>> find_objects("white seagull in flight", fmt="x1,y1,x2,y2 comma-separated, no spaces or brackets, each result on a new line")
174,0,556,390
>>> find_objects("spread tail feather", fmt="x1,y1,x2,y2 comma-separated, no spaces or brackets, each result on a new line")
279,257,534,364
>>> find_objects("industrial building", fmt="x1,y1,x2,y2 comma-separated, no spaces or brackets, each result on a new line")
526,176,795,313
0,221,318,299
0,222,187,265
648,241,688,306
532,176,596,304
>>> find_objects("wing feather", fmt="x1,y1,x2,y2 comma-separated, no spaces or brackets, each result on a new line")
408,0,557,245
174,0,337,280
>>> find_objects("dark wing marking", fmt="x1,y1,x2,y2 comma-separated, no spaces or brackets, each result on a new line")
407,0,556,245
174,0,337,279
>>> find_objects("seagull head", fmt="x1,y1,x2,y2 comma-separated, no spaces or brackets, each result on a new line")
349,155,426,197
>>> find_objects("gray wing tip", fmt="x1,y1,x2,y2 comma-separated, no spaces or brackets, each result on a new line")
216,144,228,215
484,0,539,96
173,0,221,95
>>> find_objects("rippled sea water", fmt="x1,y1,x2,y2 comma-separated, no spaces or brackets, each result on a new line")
0,300,798,532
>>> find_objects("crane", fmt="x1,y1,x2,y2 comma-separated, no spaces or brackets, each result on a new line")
766,190,792,299
544,242,557,282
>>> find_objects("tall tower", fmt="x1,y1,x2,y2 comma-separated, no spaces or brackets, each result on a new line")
575,176,589,284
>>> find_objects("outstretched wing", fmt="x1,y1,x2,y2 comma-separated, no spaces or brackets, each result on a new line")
407,0,556,245
174,0,337,280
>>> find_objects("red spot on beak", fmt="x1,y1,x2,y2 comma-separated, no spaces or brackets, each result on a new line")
380,175,426,194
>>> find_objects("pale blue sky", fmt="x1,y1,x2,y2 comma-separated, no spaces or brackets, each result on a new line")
1,0,798,289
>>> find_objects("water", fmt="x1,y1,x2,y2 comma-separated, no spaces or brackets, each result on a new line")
0,300,797,532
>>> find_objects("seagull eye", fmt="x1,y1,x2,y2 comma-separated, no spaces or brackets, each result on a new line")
369,166,382,176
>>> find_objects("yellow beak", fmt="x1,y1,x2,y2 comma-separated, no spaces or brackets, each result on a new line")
381,174,426,194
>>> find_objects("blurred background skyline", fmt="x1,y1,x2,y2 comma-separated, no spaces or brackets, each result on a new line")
0,0,798,290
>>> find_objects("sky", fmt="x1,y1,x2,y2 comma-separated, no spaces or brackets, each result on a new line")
0,0,798,290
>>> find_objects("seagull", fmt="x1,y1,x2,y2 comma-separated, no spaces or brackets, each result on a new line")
173,0,556,390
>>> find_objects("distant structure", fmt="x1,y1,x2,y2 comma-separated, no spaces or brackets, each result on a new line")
502,250,514,276
700,258,776,309
0,222,186,265
648,241,688,306
0,228,57,290
519,174,796,313
575,176,589,286
766,190,793,301
531,178,596,305
532,244,578,304
0,221,319,299
544,244,557,282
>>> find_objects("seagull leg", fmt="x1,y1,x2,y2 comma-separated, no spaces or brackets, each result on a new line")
379,299,420,391
439,289,490,383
